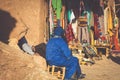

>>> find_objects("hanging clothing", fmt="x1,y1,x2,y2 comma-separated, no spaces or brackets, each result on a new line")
77,16,90,43
64,0,80,19
93,14,100,40
90,30,94,45
111,34,120,50
78,27,90,43
83,0,93,11
49,0,54,37
52,0,62,19
80,0,85,16
86,11,91,33
90,11,94,27
104,7,109,35
72,20,78,39
67,10,72,23
118,27,120,39
107,7,113,36
99,15,105,36
65,24,75,43
72,0,80,18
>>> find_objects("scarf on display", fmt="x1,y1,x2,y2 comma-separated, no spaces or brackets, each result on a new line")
52,0,62,19
93,14,101,40
65,24,75,43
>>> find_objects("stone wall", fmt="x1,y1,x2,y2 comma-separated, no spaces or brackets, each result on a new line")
0,0,48,45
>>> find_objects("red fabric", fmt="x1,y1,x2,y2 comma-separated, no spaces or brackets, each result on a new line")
94,14,100,40
111,35,120,50
100,36,106,41
65,24,75,43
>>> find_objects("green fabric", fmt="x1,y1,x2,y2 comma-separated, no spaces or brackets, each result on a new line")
52,0,62,19
67,10,72,23
87,11,91,33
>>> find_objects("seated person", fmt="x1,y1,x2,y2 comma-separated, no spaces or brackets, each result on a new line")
18,36,34,55
46,26,85,79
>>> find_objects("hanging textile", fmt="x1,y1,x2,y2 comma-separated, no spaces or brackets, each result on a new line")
83,0,93,11
80,0,85,16
65,24,75,43
118,25,120,39
99,0,105,37
67,10,72,24
53,12,57,27
107,7,113,36
72,20,78,39
71,11,78,39
90,30,94,45
99,15,105,36
77,16,90,43
78,27,90,43
71,0,80,19
104,7,109,35
93,14,101,40
64,0,80,19
49,0,54,37
86,11,91,33
52,0,62,19
89,11,95,45
111,33,120,50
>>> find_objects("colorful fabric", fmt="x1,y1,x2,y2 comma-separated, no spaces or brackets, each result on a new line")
65,24,75,43
67,10,72,23
72,20,78,39
93,14,100,40
111,35,120,50
77,16,90,43
104,7,108,35
64,0,80,19
107,7,113,36
78,16,87,27
78,27,90,43
49,0,54,36
52,0,62,19
99,15,105,36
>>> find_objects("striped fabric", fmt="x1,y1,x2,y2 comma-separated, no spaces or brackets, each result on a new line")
78,16,87,27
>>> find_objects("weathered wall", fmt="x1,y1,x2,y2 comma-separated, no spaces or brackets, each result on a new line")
0,41,58,80
0,0,48,45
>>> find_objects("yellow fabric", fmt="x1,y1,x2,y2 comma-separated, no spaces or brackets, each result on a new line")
107,8,113,36
90,30,94,45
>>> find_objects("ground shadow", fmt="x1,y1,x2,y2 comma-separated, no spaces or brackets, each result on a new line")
35,43,46,59
0,9,17,43
108,54,120,65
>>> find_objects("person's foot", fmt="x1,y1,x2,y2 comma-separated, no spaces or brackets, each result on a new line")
78,73,86,79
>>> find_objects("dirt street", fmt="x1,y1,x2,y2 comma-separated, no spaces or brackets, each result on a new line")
81,55,120,80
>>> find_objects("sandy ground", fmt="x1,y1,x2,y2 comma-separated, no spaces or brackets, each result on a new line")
81,55,120,80
0,41,120,80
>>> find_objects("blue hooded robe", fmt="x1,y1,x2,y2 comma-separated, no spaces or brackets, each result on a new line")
46,27,81,79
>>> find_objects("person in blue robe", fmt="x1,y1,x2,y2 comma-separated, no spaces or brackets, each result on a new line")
46,26,85,79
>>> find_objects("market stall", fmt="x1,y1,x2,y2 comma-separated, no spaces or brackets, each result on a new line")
46,0,120,64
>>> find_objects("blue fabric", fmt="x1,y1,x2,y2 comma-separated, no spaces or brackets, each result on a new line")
46,37,81,79
54,27,64,36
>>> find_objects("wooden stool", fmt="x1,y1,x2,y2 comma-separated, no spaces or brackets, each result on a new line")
47,65,66,80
